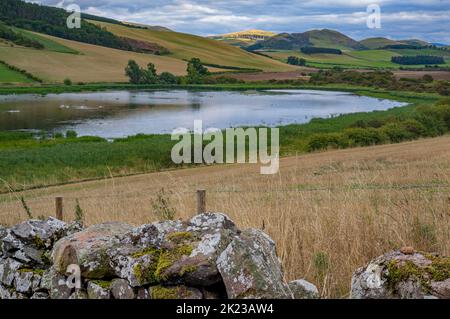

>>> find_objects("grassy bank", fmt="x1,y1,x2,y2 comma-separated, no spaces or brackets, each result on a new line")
0,84,444,192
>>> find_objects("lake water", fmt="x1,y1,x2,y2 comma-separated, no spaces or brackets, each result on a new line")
0,90,407,138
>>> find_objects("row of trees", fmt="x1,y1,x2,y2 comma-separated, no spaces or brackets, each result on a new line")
125,58,211,85
301,47,342,55
287,56,307,66
391,55,445,65
0,22,43,49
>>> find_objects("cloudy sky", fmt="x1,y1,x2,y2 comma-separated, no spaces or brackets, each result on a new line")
30,0,450,43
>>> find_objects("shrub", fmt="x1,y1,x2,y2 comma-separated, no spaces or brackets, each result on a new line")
65,130,78,139
381,123,414,143
344,128,388,146
63,78,72,86
159,72,178,84
307,133,348,151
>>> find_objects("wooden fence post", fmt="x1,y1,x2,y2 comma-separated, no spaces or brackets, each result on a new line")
55,197,63,221
197,190,206,214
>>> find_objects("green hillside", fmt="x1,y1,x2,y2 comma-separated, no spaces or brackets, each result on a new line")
248,29,366,51
0,62,35,83
360,37,401,50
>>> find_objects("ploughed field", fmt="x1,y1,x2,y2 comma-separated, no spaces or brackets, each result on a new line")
1,136,449,298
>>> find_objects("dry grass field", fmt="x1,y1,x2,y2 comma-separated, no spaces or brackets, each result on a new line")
0,33,225,83
1,136,449,298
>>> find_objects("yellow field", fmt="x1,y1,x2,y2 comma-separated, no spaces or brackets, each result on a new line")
0,33,224,83
90,21,295,72
1,136,449,298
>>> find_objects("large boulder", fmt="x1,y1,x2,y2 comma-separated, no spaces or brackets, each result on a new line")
351,249,450,299
52,222,132,279
217,228,293,299
155,213,238,286
110,213,238,287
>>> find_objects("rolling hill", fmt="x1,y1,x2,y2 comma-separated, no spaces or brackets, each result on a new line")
248,29,366,51
360,37,431,50
89,21,295,72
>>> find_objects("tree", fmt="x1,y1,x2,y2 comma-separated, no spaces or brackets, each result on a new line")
159,72,178,84
125,60,141,84
186,58,209,84
141,63,158,84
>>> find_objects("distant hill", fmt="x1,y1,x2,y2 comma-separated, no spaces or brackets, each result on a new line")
360,37,430,49
303,29,366,50
247,29,366,51
210,29,276,47
360,37,402,50
121,22,172,32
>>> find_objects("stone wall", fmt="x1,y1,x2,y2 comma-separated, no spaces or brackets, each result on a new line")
0,213,318,300
1,213,448,299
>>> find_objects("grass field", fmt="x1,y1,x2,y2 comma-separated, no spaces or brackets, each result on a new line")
90,21,296,72
12,28,79,54
265,48,450,69
0,63,35,83
0,34,203,83
1,135,449,298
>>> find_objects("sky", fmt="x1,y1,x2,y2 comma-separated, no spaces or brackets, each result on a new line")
29,0,450,43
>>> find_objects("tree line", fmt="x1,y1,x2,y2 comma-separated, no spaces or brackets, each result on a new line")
301,47,342,55
0,0,132,52
125,58,210,85
287,56,307,66
0,22,43,49
391,55,445,65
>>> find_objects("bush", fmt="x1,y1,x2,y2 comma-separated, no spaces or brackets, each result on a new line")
307,133,348,151
64,78,72,86
381,123,414,143
159,72,178,84
344,128,388,146
65,130,78,139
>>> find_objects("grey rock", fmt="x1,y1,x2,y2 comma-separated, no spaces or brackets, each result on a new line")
52,222,132,279
41,267,72,299
121,220,185,248
351,250,450,299
111,278,135,299
69,289,88,299
31,292,50,299
14,270,40,294
87,281,111,299
289,279,320,299
0,258,22,287
108,245,159,287
217,229,293,299
136,287,150,299
156,213,238,286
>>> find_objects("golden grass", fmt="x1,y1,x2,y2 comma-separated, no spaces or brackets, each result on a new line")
1,136,449,298
0,33,225,83
90,21,296,72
